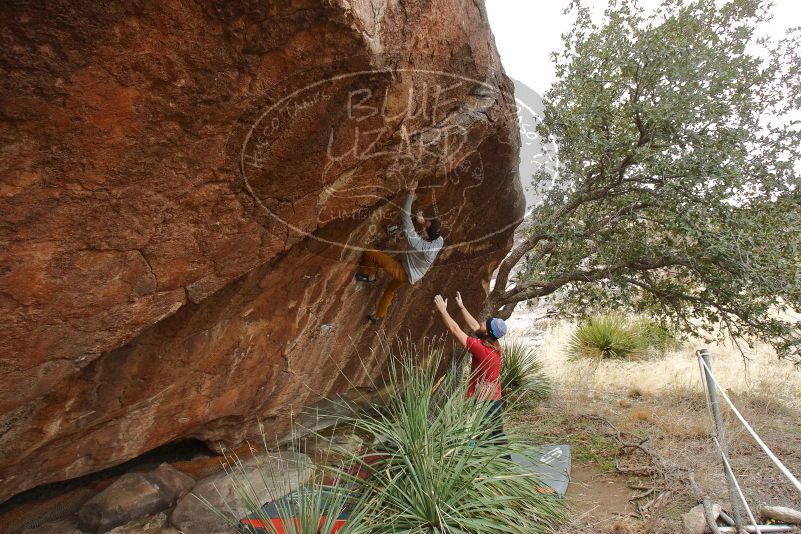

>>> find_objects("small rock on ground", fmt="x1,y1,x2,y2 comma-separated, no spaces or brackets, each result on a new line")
20,519,82,534
682,502,721,534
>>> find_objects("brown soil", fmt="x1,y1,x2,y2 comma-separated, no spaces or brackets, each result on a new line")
508,386,801,534
564,463,635,531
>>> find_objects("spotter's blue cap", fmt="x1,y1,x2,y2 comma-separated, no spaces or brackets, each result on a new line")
486,317,508,340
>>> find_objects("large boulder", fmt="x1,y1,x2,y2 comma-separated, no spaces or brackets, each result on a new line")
107,512,178,534
0,0,523,502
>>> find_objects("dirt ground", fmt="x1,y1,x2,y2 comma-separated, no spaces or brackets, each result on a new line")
506,314,801,533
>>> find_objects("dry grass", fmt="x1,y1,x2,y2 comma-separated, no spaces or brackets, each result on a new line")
627,408,652,422
508,317,801,411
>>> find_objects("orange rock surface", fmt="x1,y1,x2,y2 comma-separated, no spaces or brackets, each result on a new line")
0,0,522,502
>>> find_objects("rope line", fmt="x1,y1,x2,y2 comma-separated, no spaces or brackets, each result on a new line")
713,437,763,534
697,356,719,434
697,355,801,494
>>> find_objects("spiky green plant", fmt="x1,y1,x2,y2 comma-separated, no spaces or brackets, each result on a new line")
567,315,644,360
338,341,565,533
500,340,552,401
202,340,565,533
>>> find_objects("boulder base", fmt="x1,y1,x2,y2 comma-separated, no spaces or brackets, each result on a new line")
77,464,195,532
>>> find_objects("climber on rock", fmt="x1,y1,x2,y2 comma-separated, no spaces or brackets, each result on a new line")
355,180,443,325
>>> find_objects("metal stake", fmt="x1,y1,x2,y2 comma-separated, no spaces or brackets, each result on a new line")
699,349,748,534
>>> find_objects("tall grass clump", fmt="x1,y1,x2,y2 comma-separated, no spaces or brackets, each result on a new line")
631,317,680,353
568,314,680,360
567,314,643,360
500,339,552,401
337,341,564,533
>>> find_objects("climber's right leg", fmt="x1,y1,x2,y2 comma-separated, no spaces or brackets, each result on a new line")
374,276,408,319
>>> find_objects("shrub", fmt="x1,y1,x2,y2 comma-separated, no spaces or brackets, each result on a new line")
501,340,552,401
340,342,565,533
205,341,565,533
568,314,681,360
567,315,644,360
631,317,679,353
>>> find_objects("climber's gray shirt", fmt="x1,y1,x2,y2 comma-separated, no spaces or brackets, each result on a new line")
401,193,443,285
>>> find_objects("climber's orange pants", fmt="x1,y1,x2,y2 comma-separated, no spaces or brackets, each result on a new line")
359,250,409,318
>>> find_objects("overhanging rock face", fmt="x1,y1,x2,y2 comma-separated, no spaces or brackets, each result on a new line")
0,0,523,502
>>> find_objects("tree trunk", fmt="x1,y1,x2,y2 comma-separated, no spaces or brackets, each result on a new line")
478,299,498,323
476,295,519,322
478,296,520,322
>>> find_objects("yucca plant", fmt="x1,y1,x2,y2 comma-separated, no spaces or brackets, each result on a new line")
236,467,353,534
337,341,565,533
202,340,565,533
567,314,644,360
500,340,552,401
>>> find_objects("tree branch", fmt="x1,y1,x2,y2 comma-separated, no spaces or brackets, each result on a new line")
501,255,690,305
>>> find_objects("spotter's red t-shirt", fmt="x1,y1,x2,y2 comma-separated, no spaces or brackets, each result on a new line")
466,337,502,401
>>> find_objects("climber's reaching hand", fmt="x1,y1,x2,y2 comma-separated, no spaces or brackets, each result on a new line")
434,294,468,347
455,291,481,332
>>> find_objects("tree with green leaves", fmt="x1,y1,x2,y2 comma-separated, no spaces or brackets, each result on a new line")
482,0,801,362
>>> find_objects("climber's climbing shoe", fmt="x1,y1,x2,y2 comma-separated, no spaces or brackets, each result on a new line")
355,272,376,283
367,314,381,326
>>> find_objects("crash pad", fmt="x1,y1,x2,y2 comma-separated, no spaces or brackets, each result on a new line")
511,444,572,497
